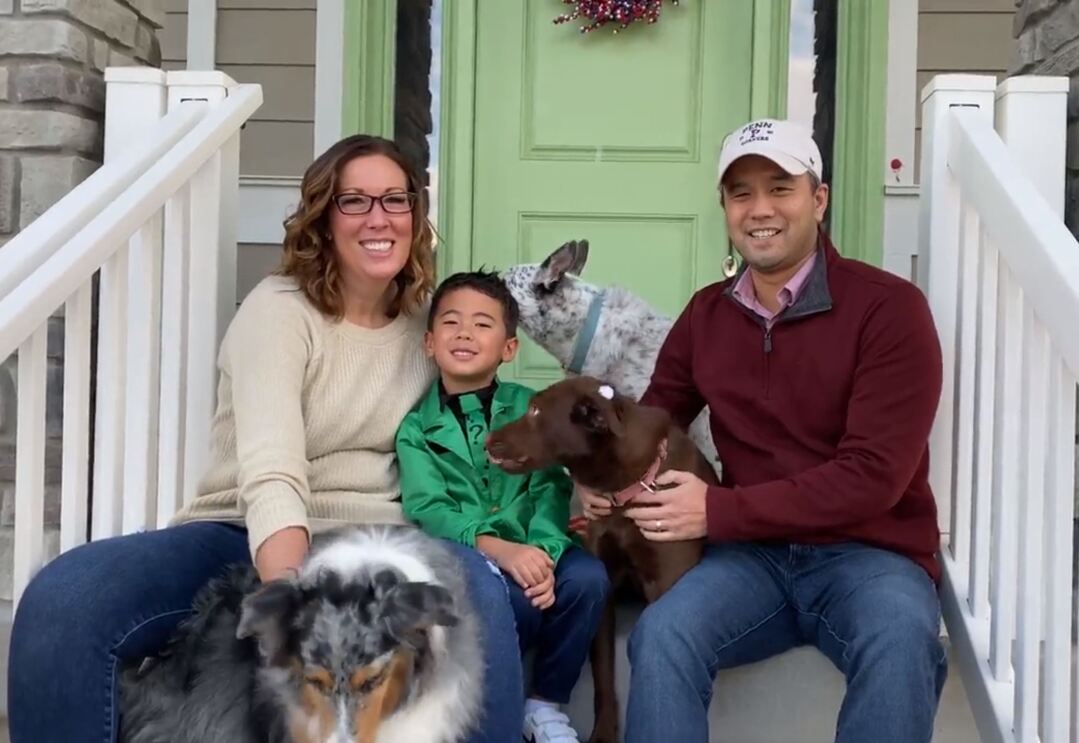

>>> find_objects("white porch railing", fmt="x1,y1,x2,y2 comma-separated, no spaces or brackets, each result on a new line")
921,74,1078,743
0,69,262,609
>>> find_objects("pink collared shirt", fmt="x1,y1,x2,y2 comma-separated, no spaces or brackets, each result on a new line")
731,251,817,329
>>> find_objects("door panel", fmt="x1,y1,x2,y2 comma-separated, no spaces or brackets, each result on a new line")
469,0,757,387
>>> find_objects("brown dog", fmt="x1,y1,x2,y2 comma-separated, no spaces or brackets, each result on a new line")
485,375,717,743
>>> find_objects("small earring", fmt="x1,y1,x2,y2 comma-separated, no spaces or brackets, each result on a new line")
722,253,738,278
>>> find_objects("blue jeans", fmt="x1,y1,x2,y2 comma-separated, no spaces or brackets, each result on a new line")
7,521,523,743
625,542,947,743
505,546,610,704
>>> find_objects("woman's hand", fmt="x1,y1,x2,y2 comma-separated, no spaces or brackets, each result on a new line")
255,526,310,582
576,481,612,520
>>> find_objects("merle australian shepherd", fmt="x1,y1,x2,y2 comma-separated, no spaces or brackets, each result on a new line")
118,525,483,743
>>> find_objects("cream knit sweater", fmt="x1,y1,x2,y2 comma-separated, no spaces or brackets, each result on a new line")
171,275,437,557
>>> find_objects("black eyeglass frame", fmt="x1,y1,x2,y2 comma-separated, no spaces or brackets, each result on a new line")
330,191,418,215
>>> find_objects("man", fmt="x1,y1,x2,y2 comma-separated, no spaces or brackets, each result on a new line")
579,119,946,742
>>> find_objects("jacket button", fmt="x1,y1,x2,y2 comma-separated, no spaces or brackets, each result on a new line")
490,506,500,514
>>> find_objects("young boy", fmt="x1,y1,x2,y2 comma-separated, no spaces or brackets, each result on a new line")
396,270,610,743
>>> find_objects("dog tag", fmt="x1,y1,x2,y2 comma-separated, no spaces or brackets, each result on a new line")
598,384,614,400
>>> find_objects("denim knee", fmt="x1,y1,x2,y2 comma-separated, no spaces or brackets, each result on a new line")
558,554,611,605
627,600,679,664
852,608,945,676
12,548,87,645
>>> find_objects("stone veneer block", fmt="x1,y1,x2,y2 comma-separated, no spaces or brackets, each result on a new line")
0,109,100,157
0,155,16,234
19,154,99,229
134,20,161,65
22,0,138,47
0,66,8,101
14,62,106,113
0,18,89,65
92,38,109,71
109,49,138,67
126,0,165,28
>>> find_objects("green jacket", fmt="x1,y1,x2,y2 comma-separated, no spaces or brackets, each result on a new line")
396,380,575,563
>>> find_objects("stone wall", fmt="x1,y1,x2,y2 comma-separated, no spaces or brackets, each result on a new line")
0,0,163,595
1013,0,1079,231
0,0,164,244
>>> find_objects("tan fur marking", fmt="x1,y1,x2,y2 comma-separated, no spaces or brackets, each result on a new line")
352,651,412,742
291,669,335,743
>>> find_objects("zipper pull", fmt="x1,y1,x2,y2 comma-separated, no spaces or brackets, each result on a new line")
763,332,772,353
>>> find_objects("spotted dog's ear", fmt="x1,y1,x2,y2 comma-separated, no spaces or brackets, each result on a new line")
237,579,302,665
534,239,589,293
380,582,458,648
570,392,626,437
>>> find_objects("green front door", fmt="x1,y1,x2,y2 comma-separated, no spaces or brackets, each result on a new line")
442,1,788,388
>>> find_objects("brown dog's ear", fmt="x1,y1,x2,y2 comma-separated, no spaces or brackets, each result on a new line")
570,394,626,437
534,239,589,292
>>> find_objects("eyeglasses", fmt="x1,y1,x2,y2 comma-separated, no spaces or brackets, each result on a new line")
331,191,417,215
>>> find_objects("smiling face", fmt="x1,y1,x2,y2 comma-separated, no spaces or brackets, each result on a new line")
720,155,828,276
425,288,519,394
327,154,414,298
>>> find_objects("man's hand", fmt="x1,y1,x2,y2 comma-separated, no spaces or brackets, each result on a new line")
623,469,709,541
477,536,554,590
576,481,612,520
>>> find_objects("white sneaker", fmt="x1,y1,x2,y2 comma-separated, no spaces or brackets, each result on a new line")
523,705,580,742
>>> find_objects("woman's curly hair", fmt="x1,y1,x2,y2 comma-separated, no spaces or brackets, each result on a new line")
277,134,436,319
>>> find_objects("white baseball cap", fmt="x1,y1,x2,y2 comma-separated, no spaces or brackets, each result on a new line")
717,119,823,184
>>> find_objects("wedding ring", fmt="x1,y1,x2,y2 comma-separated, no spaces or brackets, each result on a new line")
655,520,664,531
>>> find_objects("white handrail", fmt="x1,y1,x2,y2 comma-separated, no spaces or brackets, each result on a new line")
0,105,202,301
0,84,262,363
949,108,1079,375
923,74,1077,743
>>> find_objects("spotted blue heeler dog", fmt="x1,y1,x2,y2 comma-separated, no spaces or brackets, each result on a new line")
119,525,482,743
502,239,720,475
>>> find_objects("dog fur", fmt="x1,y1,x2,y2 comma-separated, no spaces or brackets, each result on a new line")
502,239,720,475
486,376,716,743
119,525,482,743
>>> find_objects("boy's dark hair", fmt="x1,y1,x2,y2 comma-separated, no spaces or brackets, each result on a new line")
427,269,519,337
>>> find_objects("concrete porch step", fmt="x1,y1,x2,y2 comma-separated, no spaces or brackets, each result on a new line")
560,606,980,742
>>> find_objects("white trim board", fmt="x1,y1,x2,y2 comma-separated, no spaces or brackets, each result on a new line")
237,177,300,245
186,0,217,71
884,0,917,187
314,0,345,158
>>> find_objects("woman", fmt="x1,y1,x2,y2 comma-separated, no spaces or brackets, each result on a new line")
7,135,523,743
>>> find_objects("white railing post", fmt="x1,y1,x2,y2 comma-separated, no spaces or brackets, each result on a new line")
918,74,1004,743
995,75,1072,743
163,71,240,515
93,68,167,541
917,74,996,543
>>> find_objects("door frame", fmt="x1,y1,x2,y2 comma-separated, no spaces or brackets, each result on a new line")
435,0,793,281
335,0,892,274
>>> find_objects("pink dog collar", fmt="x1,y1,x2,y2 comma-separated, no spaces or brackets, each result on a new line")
608,438,668,507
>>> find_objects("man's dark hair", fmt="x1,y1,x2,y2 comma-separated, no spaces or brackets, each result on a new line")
427,268,519,337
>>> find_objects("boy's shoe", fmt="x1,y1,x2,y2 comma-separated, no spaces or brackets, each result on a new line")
523,705,580,742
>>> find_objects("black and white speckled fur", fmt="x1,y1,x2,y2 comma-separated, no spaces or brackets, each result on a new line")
119,525,482,743
503,240,720,474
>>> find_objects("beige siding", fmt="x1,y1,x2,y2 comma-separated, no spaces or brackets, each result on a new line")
157,1,315,177
159,1,316,295
916,1,1016,171
237,243,285,303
